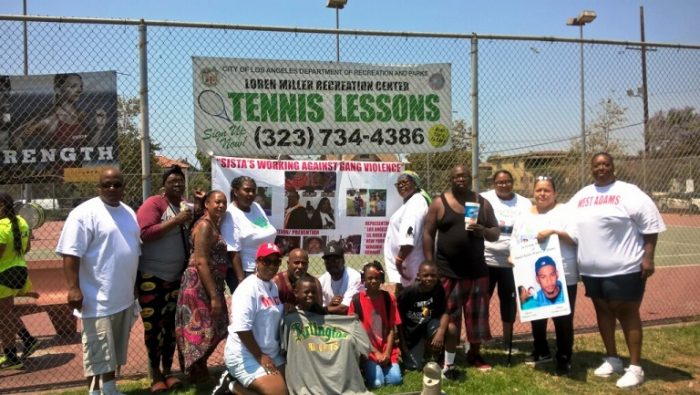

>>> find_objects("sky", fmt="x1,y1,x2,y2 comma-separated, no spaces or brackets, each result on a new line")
1,0,698,165
1,0,699,45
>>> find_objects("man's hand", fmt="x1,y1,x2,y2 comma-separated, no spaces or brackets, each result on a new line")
641,257,655,279
67,286,83,311
467,223,485,238
430,332,445,351
330,295,343,306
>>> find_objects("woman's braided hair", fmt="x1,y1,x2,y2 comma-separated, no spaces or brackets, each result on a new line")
0,193,24,255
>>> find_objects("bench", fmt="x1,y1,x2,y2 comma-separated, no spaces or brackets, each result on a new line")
14,261,78,338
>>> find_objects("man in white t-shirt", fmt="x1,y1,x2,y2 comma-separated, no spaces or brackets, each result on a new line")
56,167,140,395
318,241,362,315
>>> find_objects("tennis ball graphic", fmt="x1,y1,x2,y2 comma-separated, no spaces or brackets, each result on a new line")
427,124,449,148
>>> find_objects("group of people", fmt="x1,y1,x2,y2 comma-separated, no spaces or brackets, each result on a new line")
381,154,664,390
0,151,663,393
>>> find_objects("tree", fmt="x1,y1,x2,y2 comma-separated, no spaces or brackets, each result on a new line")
647,107,700,159
406,119,472,195
570,98,628,158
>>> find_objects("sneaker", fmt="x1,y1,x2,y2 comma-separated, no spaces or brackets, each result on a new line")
594,356,624,377
501,345,522,355
100,380,125,395
555,360,572,376
616,366,644,388
212,371,234,395
524,353,552,366
441,364,460,380
21,336,40,360
0,356,23,370
467,352,492,372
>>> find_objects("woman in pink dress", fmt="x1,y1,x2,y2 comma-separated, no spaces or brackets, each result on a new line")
175,190,229,383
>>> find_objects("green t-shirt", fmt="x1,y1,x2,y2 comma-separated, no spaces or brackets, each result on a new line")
0,216,30,272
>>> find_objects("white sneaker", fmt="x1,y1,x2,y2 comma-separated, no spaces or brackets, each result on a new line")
616,366,645,388
594,356,624,377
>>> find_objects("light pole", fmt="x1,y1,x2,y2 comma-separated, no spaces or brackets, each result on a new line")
326,0,348,63
567,10,596,188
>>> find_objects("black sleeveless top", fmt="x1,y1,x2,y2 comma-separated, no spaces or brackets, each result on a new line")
435,193,494,279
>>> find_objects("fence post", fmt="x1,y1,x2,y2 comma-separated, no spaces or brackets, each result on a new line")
139,20,152,200
471,34,479,193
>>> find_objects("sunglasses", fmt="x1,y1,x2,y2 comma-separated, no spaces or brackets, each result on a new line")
261,257,282,266
536,176,552,181
100,182,124,189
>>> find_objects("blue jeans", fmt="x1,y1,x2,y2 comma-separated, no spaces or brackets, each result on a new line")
363,360,402,389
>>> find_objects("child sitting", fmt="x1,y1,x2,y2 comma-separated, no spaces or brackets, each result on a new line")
282,274,372,394
397,261,449,370
348,261,403,389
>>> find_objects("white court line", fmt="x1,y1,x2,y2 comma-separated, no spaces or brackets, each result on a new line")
658,240,699,246
657,263,700,269
657,253,700,258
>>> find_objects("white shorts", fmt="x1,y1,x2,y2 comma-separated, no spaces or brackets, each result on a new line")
226,350,285,388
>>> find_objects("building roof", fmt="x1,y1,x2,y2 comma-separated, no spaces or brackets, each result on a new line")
487,150,568,161
155,155,190,169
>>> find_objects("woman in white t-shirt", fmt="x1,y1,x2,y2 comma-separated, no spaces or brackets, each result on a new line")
383,171,430,290
511,176,578,375
481,170,531,352
221,176,278,293
568,153,665,389
223,243,287,394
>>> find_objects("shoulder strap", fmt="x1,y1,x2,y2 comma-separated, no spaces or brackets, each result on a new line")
352,293,363,322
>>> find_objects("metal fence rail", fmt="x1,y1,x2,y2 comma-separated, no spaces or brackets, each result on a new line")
0,15,699,392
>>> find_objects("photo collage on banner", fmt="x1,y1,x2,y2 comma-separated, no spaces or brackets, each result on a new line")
212,157,403,256
511,234,571,322
0,71,118,184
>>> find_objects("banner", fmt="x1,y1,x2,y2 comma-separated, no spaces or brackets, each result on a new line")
511,235,571,322
194,57,452,156
212,156,404,256
0,71,118,184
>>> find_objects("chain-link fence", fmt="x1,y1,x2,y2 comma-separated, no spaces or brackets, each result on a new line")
0,15,699,392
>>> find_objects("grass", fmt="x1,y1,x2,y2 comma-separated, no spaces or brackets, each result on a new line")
47,322,700,395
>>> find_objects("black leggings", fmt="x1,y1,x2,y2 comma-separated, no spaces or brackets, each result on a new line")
488,266,516,323
531,284,578,362
136,271,180,375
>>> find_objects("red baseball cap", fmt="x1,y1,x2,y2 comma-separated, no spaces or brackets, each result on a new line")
256,242,281,259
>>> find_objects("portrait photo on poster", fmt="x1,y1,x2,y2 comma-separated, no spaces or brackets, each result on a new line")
511,235,571,322
284,171,337,230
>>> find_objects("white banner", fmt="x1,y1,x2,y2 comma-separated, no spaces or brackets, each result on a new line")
512,235,571,322
194,57,452,155
212,156,404,256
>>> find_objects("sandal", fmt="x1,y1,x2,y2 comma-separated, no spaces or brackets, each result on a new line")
149,381,168,394
165,376,183,390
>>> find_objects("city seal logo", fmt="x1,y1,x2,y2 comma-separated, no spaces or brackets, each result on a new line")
200,67,219,87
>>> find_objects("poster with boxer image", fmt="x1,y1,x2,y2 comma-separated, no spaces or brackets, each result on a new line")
0,71,118,184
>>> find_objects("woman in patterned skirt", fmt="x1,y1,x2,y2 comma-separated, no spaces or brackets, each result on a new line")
175,190,229,383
